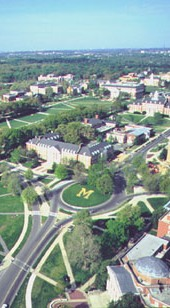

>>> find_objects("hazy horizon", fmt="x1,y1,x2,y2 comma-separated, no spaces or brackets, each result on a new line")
0,0,169,52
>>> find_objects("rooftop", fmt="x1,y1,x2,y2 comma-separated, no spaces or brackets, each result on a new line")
123,234,169,261
135,256,170,278
107,265,137,294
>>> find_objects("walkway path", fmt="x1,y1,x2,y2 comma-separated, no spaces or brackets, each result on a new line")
59,237,75,286
0,200,31,270
6,118,11,129
26,223,74,308
129,193,167,213
0,236,9,254
0,193,12,198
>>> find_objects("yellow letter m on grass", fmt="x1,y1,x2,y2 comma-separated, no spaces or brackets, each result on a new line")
76,188,94,199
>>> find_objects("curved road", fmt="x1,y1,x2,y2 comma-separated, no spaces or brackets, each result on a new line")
0,128,170,306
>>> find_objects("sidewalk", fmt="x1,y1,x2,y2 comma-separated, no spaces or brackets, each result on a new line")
0,200,31,270
26,222,74,308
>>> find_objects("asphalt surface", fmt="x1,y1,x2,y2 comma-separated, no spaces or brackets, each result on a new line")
0,128,170,307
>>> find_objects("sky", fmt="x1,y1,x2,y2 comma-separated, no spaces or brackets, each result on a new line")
0,0,169,52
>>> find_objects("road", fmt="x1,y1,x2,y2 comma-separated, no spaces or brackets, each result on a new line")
0,128,170,306
0,182,71,307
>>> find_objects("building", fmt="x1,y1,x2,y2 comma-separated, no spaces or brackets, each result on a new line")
26,135,113,169
107,233,170,307
142,73,160,87
106,124,152,146
38,73,74,83
129,91,170,116
30,82,63,95
157,211,170,238
107,265,138,302
100,82,145,99
2,90,27,102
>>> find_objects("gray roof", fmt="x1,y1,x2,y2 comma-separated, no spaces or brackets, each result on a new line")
108,266,137,294
124,234,169,261
135,256,170,278
27,138,112,157
87,118,104,127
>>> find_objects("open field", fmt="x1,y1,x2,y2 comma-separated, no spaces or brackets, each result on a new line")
147,197,169,210
62,183,110,207
0,97,113,130
41,245,67,285
0,215,24,250
32,278,60,308
0,194,24,212
121,113,145,124
0,182,8,195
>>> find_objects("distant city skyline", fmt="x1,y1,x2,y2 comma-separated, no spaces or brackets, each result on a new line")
0,0,169,52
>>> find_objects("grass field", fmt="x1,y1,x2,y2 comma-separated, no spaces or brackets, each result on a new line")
0,182,8,195
0,215,24,250
32,278,60,308
41,245,67,286
137,201,152,216
147,197,169,210
16,113,47,123
62,183,110,207
121,113,145,124
0,194,24,212
0,96,113,131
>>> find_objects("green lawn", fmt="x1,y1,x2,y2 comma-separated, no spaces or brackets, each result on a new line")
40,177,53,185
16,113,47,123
41,245,67,286
32,278,61,308
0,121,8,129
62,183,111,207
0,195,24,212
147,197,169,210
0,182,8,195
13,216,32,257
137,201,152,216
0,215,24,250
9,120,29,129
121,113,145,124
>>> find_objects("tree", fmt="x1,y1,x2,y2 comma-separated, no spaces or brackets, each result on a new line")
55,164,68,180
66,223,101,274
108,293,144,308
143,173,160,193
160,171,170,195
74,209,92,228
21,186,38,206
118,205,144,234
73,162,86,184
151,207,165,229
1,171,10,187
159,148,167,160
45,87,54,101
96,174,113,195
7,173,22,195
25,168,33,181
